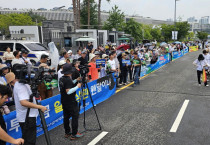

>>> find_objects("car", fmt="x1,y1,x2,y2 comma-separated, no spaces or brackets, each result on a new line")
0,41,49,65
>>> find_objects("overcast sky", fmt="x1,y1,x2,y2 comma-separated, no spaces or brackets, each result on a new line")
0,0,209,21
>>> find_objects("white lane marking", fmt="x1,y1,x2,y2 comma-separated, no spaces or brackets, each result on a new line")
170,100,189,133
87,131,108,145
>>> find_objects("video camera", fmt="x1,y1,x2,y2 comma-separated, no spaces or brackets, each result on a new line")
13,64,57,88
78,64,91,76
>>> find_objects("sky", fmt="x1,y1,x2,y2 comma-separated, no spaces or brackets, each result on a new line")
0,0,209,21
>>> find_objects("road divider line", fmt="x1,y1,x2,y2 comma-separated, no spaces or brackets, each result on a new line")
87,131,108,145
170,100,189,133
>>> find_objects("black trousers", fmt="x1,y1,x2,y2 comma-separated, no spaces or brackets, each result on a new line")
119,70,127,84
197,70,207,86
127,65,132,81
19,117,37,145
62,102,79,135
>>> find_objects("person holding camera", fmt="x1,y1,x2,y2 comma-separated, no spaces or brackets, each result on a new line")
0,84,24,145
59,63,83,140
5,72,47,145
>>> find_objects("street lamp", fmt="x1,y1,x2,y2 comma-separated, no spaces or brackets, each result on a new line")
174,0,180,40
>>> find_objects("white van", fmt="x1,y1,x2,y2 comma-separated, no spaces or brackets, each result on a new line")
0,41,49,65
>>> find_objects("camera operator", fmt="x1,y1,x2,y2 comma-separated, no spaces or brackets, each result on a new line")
20,50,32,66
0,84,24,145
59,63,83,140
78,51,88,66
5,72,47,145
35,54,53,100
72,60,81,83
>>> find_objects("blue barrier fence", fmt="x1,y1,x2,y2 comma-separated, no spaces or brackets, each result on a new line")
3,49,189,144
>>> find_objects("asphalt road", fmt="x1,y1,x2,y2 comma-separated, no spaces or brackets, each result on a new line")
37,50,210,145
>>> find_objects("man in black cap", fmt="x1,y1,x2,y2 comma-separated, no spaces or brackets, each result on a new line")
78,50,88,66
59,63,83,140
20,50,32,65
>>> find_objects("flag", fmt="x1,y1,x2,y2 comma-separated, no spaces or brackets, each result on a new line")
202,69,207,83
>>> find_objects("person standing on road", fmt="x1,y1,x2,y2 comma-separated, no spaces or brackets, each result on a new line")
59,63,83,140
132,52,141,86
5,72,47,145
193,54,209,86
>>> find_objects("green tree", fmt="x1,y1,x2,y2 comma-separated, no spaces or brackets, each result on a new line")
80,0,98,29
186,32,195,41
0,13,35,35
151,26,162,41
176,21,190,40
98,0,110,29
197,31,208,41
124,18,143,40
103,5,125,31
143,24,153,40
27,11,46,26
161,24,174,42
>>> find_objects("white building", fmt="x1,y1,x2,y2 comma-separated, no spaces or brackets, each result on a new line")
9,26,43,43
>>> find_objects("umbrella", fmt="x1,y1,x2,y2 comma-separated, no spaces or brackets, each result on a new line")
75,36,95,41
160,42,167,46
144,43,152,46
117,36,130,41
173,41,181,44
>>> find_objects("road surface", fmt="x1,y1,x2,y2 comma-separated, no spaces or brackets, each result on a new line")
37,50,210,145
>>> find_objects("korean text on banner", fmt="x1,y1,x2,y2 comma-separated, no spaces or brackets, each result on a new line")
4,74,116,145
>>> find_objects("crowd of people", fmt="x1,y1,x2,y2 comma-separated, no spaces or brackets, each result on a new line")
0,40,209,144
1,41,209,115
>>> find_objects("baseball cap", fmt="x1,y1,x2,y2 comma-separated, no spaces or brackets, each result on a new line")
61,63,73,74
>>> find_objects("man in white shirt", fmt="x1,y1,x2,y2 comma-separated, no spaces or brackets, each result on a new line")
108,52,117,72
5,72,47,145
11,51,22,67
20,50,32,65
74,50,82,60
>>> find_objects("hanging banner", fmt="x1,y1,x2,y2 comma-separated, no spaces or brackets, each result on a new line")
4,74,116,144
189,46,198,52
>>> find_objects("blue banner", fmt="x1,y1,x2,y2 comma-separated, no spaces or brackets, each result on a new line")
122,59,131,65
172,50,184,60
4,74,116,144
96,59,106,68
184,47,189,55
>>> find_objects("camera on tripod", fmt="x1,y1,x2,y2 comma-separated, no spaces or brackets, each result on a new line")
12,64,57,87
78,64,91,83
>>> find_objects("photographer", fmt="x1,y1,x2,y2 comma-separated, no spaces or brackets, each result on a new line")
20,50,32,66
0,84,24,145
5,72,47,145
59,63,83,140
78,51,88,66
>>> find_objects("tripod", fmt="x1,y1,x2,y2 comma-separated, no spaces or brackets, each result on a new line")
79,80,102,132
25,86,52,145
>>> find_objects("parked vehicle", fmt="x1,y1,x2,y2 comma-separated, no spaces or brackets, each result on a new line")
0,41,49,65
